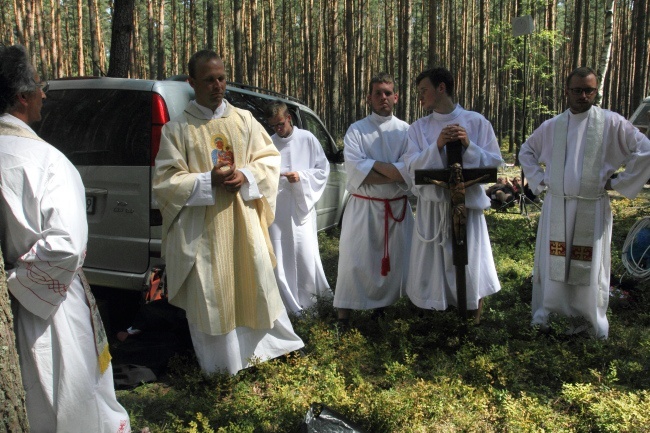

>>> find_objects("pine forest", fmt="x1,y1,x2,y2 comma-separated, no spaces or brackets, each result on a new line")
2,0,649,145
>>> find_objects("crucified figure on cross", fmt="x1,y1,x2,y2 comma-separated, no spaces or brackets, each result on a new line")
414,141,497,321
424,162,490,245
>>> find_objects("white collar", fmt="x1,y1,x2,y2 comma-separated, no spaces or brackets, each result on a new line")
191,99,228,120
369,112,393,124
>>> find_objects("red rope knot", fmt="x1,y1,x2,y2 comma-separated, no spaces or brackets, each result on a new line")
351,194,409,276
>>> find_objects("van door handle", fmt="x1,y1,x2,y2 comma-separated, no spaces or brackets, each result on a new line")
85,188,108,196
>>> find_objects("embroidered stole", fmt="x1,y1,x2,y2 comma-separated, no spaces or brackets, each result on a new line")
0,120,45,142
79,270,112,374
549,107,604,285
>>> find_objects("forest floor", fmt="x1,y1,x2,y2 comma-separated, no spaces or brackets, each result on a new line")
114,167,650,432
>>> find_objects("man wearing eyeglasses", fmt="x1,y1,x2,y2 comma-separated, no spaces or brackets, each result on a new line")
264,101,332,314
520,67,650,338
0,44,130,432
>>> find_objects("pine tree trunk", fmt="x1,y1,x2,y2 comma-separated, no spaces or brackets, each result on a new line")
0,250,29,432
597,0,615,102
157,0,165,79
250,0,259,87
147,0,155,79
107,0,135,78
572,0,582,69
35,0,49,78
345,0,355,127
233,0,243,82
87,0,100,75
77,0,85,75
631,0,648,113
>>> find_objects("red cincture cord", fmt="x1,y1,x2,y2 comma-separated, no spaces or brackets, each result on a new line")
351,194,408,276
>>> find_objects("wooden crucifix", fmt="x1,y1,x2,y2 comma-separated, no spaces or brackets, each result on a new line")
414,141,497,320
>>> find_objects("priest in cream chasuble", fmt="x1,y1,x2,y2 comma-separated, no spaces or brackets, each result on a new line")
153,51,303,374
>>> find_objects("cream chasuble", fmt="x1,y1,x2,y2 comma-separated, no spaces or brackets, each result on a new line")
154,103,284,336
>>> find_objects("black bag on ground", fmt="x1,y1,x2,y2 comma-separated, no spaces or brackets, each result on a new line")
300,403,367,433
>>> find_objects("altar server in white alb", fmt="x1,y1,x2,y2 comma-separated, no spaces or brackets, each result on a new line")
404,67,503,324
265,100,332,314
334,72,414,327
520,67,650,338
153,50,304,375
0,44,130,433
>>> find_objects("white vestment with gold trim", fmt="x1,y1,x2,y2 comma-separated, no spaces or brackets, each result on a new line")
0,114,130,433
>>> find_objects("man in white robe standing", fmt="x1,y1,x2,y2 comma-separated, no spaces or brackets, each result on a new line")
153,50,304,375
520,67,650,338
265,101,332,314
334,72,414,329
404,67,503,324
0,44,130,433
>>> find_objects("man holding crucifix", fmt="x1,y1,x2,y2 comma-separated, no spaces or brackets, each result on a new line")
404,67,503,324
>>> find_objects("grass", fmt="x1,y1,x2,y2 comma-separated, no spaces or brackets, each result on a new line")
118,180,650,433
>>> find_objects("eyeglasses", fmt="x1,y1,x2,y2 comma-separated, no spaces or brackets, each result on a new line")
269,117,289,129
34,81,49,93
568,87,597,96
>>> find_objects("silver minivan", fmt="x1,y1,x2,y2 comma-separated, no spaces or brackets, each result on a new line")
629,96,650,136
34,78,348,291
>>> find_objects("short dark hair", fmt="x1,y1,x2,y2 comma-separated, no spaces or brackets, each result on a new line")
368,72,396,94
265,100,289,119
0,44,38,114
416,67,454,96
566,67,597,87
188,50,222,78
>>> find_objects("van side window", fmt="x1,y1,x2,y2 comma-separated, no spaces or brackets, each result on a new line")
225,92,298,136
301,112,334,156
35,89,151,166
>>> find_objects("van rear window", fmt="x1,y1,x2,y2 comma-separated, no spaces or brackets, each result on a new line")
35,89,151,166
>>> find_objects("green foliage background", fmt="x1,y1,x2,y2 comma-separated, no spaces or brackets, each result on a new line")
118,170,650,432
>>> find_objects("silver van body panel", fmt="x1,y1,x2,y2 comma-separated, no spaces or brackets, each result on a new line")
35,77,347,291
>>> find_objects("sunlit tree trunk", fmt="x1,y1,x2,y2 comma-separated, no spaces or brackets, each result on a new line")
572,0,583,68
631,0,648,111
250,0,259,86
597,0,615,102
345,0,355,126
477,0,488,114
88,0,102,75
35,0,49,78
355,0,364,120
233,0,243,82
325,0,339,134
147,0,155,78
398,0,412,121
302,0,311,105
50,0,62,78
157,0,165,79
77,0,85,75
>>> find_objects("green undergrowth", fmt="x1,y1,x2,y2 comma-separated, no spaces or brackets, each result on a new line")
119,188,650,432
